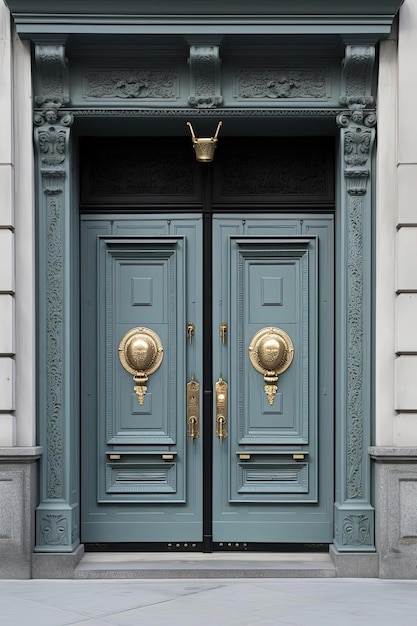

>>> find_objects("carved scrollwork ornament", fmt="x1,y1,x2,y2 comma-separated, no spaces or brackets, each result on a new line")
34,44,70,108
188,44,223,109
34,109,74,128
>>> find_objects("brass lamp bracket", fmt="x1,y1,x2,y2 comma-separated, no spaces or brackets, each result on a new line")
248,327,294,406
118,327,163,405
186,121,222,163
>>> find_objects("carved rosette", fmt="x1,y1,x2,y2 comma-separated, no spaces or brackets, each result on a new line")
188,45,223,109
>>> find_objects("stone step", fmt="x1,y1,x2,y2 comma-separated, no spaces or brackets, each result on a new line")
74,552,336,579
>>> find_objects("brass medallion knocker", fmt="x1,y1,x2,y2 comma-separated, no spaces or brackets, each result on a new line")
118,327,163,405
248,327,294,406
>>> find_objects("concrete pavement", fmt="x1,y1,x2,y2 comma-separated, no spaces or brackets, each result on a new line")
1,578,417,626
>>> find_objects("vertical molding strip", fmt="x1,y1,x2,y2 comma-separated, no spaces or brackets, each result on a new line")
334,45,376,551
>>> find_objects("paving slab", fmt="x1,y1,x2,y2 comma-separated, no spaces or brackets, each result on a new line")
1,578,417,626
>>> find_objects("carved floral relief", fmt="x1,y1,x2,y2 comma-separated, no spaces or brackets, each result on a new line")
84,69,179,100
234,68,330,100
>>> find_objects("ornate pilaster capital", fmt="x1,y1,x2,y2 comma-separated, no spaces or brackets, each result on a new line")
35,123,71,176
337,103,376,196
34,109,74,128
188,41,223,109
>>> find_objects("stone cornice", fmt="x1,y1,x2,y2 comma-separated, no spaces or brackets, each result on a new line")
5,0,404,37
369,446,417,462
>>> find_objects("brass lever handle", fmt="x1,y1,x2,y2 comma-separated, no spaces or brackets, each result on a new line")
215,374,228,442
187,373,200,439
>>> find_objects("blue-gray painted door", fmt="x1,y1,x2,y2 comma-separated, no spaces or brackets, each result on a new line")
80,214,333,544
212,216,334,543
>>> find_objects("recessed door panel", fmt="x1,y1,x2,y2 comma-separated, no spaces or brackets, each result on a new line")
102,240,180,446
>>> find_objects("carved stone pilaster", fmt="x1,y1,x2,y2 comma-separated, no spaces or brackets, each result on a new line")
188,43,223,109
34,42,79,553
334,45,376,552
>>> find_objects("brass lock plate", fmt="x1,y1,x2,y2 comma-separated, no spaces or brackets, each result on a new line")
187,374,200,439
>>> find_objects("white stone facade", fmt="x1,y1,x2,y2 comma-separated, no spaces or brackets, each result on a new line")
0,0,35,448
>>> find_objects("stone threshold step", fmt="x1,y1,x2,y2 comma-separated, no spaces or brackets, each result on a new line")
74,552,336,579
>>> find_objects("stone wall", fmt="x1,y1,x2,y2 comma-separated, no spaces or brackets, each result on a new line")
0,0,39,579
372,0,417,579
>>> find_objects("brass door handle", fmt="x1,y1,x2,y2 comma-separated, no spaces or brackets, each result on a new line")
187,373,200,439
215,374,228,441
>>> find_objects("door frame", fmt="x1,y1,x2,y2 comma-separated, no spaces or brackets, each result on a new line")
33,46,377,556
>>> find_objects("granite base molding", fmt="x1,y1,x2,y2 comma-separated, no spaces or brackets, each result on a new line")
32,544,85,579
369,446,417,579
0,447,42,579
329,545,379,577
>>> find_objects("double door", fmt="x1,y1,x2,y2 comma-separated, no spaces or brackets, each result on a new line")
80,213,334,546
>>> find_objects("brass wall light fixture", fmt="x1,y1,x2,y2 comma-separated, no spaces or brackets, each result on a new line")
187,121,222,163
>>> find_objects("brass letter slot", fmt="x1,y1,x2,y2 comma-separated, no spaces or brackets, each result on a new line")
293,454,305,460
162,454,174,461
239,454,251,460
109,454,121,460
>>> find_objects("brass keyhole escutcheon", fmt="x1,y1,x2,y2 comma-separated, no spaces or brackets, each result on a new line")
248,327,294,406
118,327,163,405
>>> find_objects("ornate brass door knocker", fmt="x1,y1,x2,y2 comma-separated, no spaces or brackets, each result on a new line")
248,327,294,406
118,327,163,405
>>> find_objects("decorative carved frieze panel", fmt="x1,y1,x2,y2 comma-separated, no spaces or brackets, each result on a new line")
234,68,330,101
83,68,179,100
